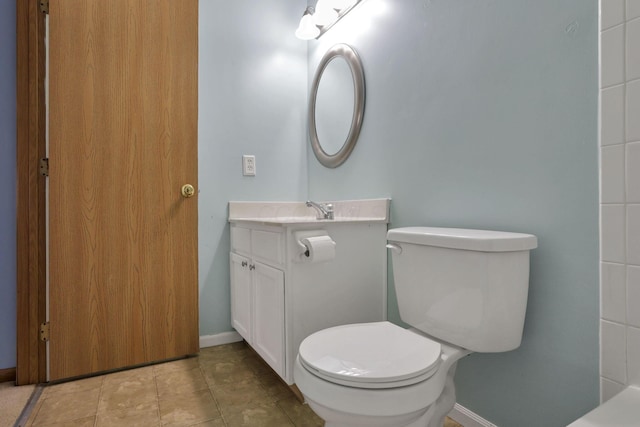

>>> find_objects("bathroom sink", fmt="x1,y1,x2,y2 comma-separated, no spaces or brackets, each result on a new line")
228,199,390,225
231,216,385,224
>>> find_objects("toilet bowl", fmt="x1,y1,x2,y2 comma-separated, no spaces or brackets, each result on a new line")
294,321,470,427
294,227,537,427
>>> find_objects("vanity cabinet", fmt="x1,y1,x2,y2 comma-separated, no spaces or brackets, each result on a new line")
230,226,286,377
229,253,252,340
229,199,389,385
252,263,285,375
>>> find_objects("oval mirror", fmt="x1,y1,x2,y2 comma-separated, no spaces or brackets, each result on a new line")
309,44,365,168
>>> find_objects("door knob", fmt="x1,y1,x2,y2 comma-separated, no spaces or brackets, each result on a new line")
181,184,195,198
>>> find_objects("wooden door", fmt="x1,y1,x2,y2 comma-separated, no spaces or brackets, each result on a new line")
48,0,198,380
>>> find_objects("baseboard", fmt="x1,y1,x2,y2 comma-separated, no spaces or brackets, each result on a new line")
1,334,241,385
199,331,243,349
0,367,16,383
448,403,498,427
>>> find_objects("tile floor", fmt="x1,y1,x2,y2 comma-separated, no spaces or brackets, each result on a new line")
0,381,35,427
23,341,464,427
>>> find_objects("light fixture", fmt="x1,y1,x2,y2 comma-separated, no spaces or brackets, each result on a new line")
328,0,357,11
295,6,320,40
312,0,338,26
295,0,364,40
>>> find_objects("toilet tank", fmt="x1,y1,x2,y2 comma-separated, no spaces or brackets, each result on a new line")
387,227,537,352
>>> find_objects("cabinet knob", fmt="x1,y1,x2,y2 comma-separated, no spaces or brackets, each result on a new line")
249,264,255,270
241,261,248,267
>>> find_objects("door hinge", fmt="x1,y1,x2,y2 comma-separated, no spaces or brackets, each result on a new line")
40,322,50,342
39,158,49,177
40,0,49,14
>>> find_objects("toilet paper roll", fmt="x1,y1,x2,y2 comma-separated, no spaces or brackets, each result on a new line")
301,236,336,263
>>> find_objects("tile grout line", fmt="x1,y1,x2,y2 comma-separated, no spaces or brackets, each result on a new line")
13,385,44,427
198,359,228,427
93,375,105,427
153,365,162,427
275,398,301,427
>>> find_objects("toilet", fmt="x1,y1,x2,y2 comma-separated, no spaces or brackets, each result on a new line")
294,227,537,427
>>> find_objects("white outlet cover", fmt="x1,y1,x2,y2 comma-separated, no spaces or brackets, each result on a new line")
242,155,256,176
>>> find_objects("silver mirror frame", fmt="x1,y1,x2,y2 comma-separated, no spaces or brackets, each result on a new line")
309,44,365,168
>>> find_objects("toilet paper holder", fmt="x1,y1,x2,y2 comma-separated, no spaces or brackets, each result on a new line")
294,231,336,261
297,239,311,257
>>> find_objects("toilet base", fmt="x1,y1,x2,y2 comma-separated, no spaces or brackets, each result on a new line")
308,361,458,427
400,362,460,427
308,399,427,427
296,348,467,427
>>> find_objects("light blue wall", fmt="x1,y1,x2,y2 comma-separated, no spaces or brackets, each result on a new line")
198,0,308,336
0,0,17,370
306,1,599,426
1,4,600,425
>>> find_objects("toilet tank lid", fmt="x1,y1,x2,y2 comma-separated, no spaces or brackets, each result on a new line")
387,227,538,252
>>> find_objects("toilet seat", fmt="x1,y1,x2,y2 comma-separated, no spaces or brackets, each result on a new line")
298,321,442,389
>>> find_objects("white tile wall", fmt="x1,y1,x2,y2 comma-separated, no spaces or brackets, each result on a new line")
601,376,627,402
627,80,640,141
601,320,628,383
600,0,640,402
603,0,626,29
628,326,640,384
601,85,625,146
627,205,640,264
629,0,640,20
602,262,627,322
628,18,640,80
602,26,625,87
628,266,640,327
601,205,626,262
601,145,626,203
627,142,640,201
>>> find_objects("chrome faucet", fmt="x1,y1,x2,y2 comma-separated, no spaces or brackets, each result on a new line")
306,200,334,220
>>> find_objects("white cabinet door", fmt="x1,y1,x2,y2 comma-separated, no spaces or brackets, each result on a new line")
230,252,252,343
253,262,285,377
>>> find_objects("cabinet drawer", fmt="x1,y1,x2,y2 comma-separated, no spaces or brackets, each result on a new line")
251,229,284,267
231,226,251,256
